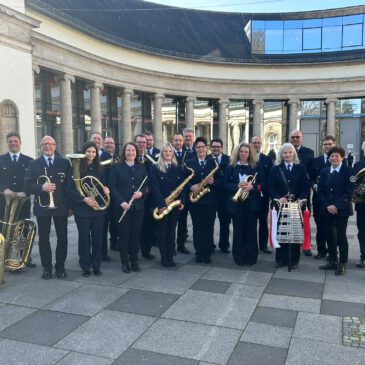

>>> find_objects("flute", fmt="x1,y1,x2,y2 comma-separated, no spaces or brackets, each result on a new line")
118,176,148,223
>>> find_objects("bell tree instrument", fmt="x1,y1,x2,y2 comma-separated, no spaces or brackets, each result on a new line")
67,154,110,211
153,164,195,221
232,172,258,203
352,167,365,204
188,159,219,203
37,168,57,209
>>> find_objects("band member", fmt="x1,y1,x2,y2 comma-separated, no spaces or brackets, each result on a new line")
173,133,185,165
318,146,355,276
211,138,231,253
354,142,365,268
309,136,335,259
68,142,109,277
251,135,273,254
186,137,221,264
224,143,263,266
90,132,105,158
182,128,196,160
290,129,314,257
145,131,160,160
109,142,148,273
150,142,185,267
268,143,310,269
0,132,35,267
24,136,72,279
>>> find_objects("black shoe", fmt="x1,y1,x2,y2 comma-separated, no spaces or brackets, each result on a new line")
169,259,177,268
260,248,272,254
161,257,169,268
356,260,365,268
275,262,285,268
42,269,52,280
303,250,313,257
177,247,190,254
319,261,338,270
131,263,141,272
142,254,155,260
220,248,230,254
26,260,36,268
121,263,131,273
102,255,112,262
93,270,102,276
55,268,67,279
335,263,346,276
314,253,327,259
82,270,91,277
203,257,211,264
195,256,203,263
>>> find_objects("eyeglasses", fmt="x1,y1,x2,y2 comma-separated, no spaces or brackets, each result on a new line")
42,143,56,146
211,145,222,148
290,136,301,139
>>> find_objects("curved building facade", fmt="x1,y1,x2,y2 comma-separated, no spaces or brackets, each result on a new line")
1,0,365,159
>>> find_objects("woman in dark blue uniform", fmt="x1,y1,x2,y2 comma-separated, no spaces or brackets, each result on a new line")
150,142,186,267
268,143,310,269
109,142,148,273
318,146,355,275
68,142,109,277
224,142,263,266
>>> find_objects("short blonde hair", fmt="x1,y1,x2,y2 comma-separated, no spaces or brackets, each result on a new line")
156,142,177,173
275,143,300,165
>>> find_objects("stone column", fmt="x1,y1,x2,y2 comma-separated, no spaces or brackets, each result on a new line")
153,93,165,148
288,99,300,133
121,88,133,145
218,98,230,153
325,98,338,137
252,99,263,138
89,82,103,133
59,73,75,155
185,96,196,130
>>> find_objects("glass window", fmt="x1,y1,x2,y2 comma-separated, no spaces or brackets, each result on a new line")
340,99,361,115
323,16,342,27
284,20,303,29
343,14,363,25
303,19,322,28
322,26,342,51
265,29,283,53
301,100,321,116
303,27,321,49
343,24,363,47
283,28,302,53
252,20,265,31
265,20,283,30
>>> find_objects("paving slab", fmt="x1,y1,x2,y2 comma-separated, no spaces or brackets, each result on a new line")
259,294,321,313
162,290,258,329
225,283,265,299
56,352,113,365
227,341,287,365
292,312,342,344
190,279,231,294
55,309,155,359
286,338,365,365
273,262,325,283
133,318,241,365
264,278,323,299
45,284,128,316
240,322,293,348
0,309,89,346
0,338,68,365
177,263,212,276
114,348,198,365
0,304,37,331
321,299,365,319
250,306,298,328
107,289,180,317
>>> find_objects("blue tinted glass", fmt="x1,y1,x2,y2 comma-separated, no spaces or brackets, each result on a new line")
303,19,322,28
283,28,302,53
340,99,361,114
252,28,265,53
252,20,265,31
265,29,283,53
284,20,303,29
323,17,342,27
342,14,363,25
266,20,284,30
343,24,363,47
303,27,321,49
322,26,342,51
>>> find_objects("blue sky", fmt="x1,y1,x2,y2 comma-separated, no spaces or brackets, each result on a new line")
149,0,365,13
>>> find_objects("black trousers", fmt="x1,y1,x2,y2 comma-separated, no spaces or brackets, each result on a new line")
140,206,154,256
323,215,349,264
275,243,301,266
36,215,68,271
117,208,144,264
232,202,258,265
357,211,365,260
258,196,270,250
102,208,118,256
216,199,231,250
75,215,104,272
176,205,189,247
189,203,216,258
155,209,179,261
313,214,328,255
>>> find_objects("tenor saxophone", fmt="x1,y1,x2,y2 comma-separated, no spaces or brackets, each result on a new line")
153,164,195,220
188,159,219,203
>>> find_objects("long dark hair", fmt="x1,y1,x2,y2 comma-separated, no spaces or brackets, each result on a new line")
80,141,102,174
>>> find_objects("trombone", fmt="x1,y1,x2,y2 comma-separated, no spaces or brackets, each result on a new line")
36,168,57,209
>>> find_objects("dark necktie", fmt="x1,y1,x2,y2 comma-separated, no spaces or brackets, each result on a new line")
325,156,330,167
12,155,17,164
200,161,205,168
287,164,291,172
177,152,181,159
48,158,53,168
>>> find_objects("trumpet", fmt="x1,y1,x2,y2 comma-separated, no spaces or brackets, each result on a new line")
232,173,257,203
37,168,57,209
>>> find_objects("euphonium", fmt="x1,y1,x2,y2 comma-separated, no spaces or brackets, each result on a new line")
36,168,57,209
232,173,258,203
153,164,195,220
66,154,110,211
188,159,219,203
352,168,365,204
0,193,36,272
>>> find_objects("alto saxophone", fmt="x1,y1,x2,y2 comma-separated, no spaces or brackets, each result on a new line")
188,159,219,203
232,172,258,203
153,164,195,220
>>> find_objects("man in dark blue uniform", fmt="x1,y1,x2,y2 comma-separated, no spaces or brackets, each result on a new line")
173,133,185,165
145,131,160,160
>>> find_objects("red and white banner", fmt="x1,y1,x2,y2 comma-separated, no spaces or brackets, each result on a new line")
269,209,281,249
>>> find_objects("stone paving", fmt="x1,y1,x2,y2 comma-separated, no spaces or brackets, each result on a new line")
0,214,364,365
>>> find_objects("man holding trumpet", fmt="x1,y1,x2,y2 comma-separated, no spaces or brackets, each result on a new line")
24,136,72,280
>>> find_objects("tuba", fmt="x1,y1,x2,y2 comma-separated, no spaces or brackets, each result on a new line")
352,168,365,204
188,159,219,203
67,154,110,211
232,173,258,203
0,193,36,272
153,164,195,220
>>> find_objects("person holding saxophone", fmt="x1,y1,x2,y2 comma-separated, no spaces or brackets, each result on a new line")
224,142,263,266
